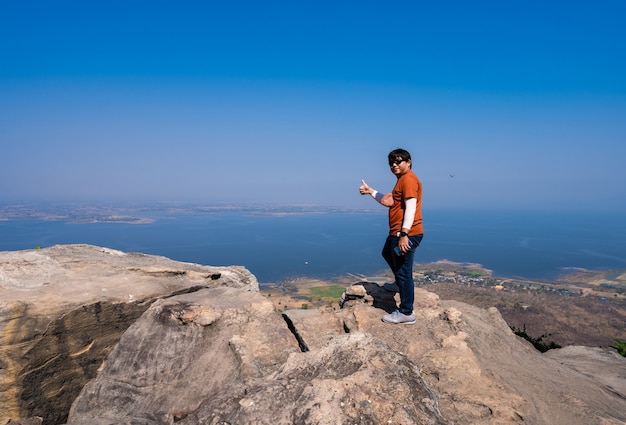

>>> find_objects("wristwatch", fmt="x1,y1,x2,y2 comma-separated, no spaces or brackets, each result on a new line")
397,231,408,237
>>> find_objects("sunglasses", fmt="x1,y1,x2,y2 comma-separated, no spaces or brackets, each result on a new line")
389,159,406,166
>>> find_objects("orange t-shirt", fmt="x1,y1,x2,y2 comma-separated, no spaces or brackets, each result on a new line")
388,170,423,236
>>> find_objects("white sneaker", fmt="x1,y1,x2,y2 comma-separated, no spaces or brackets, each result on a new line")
382,310,416,324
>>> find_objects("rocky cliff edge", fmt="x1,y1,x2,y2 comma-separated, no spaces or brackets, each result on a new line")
1,245,625,425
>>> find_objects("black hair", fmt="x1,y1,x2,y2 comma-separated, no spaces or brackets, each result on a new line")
388,148,412,167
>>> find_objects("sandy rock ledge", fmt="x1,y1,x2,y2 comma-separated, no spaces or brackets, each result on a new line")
2,245,625,425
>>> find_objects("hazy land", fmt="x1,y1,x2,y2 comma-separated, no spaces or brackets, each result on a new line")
0,202,372,223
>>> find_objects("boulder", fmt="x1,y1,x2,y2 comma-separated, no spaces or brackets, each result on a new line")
339,283,626,424
0,244,257,425
67,289,445,425
66,280,626,425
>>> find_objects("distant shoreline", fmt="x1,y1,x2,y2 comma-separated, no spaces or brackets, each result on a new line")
0,202,384,223
67,216,155,225
263,259,626,303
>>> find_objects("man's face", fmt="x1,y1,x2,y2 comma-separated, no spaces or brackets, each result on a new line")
389,156,411,177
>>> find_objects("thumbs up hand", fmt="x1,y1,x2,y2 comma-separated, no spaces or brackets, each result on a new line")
359,179,372,195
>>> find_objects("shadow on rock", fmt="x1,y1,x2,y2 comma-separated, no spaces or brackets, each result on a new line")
340,281,398,313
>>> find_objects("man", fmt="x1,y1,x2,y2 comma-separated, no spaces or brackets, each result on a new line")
359,148,424,324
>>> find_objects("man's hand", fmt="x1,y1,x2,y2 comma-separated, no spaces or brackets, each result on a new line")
398,235,411,254
359,179,373,195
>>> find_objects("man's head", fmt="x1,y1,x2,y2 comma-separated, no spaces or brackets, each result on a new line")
388,148,412,176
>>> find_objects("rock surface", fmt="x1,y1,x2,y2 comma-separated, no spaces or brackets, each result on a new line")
0,245,257,425
2,245,626,424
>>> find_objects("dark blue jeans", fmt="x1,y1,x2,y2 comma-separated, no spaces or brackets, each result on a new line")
381,234,423,315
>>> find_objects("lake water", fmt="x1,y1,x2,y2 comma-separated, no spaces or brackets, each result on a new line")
1,208,625,283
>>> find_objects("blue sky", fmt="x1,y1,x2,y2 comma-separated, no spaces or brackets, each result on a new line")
1,1,625,210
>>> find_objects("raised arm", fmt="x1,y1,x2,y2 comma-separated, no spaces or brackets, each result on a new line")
359,179,394,207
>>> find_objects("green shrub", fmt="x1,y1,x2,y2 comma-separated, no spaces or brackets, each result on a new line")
611,339,626,357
